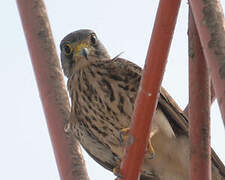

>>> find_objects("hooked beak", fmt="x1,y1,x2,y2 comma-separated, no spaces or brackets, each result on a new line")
75,43,89,60
81,47,89,60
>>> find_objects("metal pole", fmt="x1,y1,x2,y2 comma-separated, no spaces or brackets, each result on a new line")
189,0,225,126
188,9,211,180
16,1,89,180
183,82,215,116
117,0,181,179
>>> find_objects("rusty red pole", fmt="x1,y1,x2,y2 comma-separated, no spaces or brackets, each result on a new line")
189,0,225,126
188,9,211,180
16,1,89,180
117,0,181,179
183,82,215,116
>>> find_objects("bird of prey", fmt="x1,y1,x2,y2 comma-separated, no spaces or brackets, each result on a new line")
60,29,225,180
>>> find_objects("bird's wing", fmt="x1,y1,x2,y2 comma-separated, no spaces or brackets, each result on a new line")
159,87,225,177
106,57,225,177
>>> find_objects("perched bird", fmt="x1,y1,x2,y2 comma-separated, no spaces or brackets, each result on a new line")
60,29,225,180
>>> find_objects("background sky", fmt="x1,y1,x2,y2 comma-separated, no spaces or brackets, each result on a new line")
0,1,225,179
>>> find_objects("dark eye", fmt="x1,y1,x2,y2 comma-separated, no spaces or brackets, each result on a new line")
90,33,97,45
62,43,73,56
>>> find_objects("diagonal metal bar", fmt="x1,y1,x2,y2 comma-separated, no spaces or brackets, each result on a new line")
189,0,225,126
188,8,211,180
16,0,89,180
117,0,181,179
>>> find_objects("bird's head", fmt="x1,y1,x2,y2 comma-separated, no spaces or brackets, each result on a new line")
60,29,110,78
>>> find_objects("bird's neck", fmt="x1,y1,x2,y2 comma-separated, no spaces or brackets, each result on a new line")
72,56,110,73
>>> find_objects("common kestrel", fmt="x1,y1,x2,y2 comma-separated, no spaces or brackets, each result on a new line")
60,29,225,180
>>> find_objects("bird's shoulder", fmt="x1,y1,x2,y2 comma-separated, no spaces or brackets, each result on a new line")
89,57,142,77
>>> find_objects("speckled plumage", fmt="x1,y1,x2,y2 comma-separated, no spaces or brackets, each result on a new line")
60,29,225,180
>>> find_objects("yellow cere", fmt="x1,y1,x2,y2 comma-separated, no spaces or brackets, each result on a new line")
75,43,89,56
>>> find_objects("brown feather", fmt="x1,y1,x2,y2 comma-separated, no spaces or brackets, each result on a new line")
66,57,225,179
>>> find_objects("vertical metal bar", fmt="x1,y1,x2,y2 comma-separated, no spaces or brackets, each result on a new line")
117,0,181,179
183,82,215,116
16,1,89,180
189,0,225,126
188,9,211,180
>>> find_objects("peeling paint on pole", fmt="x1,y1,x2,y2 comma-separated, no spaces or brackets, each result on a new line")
190,0,225,126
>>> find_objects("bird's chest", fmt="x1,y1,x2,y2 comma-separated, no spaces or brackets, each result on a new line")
68,68,134,158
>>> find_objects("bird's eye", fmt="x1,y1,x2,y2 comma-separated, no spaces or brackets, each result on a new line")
62,43,73,56
90,33,97,45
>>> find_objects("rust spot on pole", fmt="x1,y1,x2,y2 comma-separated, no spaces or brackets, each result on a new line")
16,1,89,180
202,1,225,79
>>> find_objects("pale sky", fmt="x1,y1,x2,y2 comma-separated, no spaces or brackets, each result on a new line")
0,1,225,179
